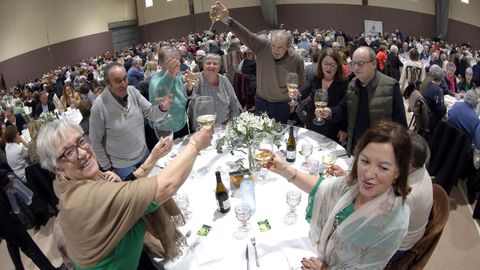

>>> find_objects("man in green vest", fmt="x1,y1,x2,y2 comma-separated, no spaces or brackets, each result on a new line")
318,46,407,153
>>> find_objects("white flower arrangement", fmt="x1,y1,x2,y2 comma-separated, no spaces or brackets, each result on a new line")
38,111,57,124
216,112,283,154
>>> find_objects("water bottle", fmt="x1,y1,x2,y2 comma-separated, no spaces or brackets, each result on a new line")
12,178,33,205
240,174,256,213
6,189,21,214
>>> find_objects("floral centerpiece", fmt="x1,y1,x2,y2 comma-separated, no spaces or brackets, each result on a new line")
216,112,283,168
38,111,57,124
295,48,308,58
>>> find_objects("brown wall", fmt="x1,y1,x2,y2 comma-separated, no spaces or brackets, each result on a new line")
0,32,113,88
2,3,480,88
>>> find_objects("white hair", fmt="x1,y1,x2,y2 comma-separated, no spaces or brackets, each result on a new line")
37,119,84,172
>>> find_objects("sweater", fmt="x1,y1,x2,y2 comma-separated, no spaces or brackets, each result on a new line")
230,19,305,102
447,101,480,149
89,86,166,170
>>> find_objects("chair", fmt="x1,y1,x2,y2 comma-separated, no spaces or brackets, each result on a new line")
427,121,470,194
408,90,430,137
385,184,450,270
232,72,256,110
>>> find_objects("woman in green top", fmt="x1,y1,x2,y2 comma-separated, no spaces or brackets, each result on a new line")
268,121,411,269
458,67,476,92
36,119,212,269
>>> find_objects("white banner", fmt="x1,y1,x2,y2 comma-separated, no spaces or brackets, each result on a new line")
364,20,383,36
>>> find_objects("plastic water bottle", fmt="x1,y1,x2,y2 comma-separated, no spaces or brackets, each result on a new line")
240,174,256,213
12,178,33,205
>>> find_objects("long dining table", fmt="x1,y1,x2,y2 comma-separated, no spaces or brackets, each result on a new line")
150,127,353,270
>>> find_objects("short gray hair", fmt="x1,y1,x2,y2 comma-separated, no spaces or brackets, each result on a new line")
270,30,292,46
37,120,84,172
429,64,444,82
466,67,473,75
464,90,478,107
132,56,143,65
390,45,399,54
446,62,457,72
203,53,221,64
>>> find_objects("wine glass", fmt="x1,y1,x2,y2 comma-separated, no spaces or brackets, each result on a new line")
252,133,274,184
194,96,216,130
323,152,337,176
284,190,302,225
286,73,299,106
153,118,174,141
300,143,313,171
205,9,220,36
234,203,252,239
185,72,200,100
173,193,192,220
313,89,328,126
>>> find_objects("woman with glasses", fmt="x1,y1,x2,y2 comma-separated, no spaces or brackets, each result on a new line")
297,48,348,143
36,119,212,270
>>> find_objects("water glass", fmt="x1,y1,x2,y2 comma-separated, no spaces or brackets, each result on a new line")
300,143,313,171
173,193,192,220
284,190,302,225
233,203,252,239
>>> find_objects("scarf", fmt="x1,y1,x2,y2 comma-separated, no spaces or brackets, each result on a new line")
309,176,409,269
53,174,186,268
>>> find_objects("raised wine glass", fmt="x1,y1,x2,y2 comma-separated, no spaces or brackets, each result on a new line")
286,73,299,106
205,9,221,36
194,96,216,130
323,151,337,176
284,190,302,225
185,72,200,100
313,89,328,126
233,203,252,239
252,132,274,184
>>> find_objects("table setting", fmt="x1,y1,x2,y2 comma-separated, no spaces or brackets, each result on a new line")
149,108,352,270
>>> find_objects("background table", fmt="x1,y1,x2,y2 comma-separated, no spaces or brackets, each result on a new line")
152,128,353,270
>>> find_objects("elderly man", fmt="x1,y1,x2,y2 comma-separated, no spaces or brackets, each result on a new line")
213,1,305,123
448,90,480,150
4,108,27,131
422,65,447,132
319,46,407,153
127,56,144,88
33,91,55,118
89,62,170,179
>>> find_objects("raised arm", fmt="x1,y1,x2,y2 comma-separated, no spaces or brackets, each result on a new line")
267,153,318,193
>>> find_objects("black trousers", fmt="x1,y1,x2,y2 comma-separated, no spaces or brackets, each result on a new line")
0,213,56,270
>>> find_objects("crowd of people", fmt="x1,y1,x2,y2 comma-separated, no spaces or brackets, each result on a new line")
1,0,480,269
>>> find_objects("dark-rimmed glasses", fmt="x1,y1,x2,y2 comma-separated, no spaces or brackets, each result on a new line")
351,60,374,68
57,134,90,162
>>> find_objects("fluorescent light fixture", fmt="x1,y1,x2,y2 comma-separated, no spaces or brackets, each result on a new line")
145,0,153,7
461,0,469,3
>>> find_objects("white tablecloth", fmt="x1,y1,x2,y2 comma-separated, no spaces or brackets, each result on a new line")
154,128,352,270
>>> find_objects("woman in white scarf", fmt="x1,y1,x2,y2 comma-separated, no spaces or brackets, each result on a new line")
268,121,411,269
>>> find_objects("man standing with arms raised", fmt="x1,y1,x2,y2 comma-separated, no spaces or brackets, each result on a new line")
212,1,305,124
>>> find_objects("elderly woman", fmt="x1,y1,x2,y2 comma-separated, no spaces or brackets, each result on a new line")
60,83,81,110
458,67,476,92
149,47,189,138
399,48,425,92
268,121,411,269
36,120,212,269
444,62,458,94
298,48,348,143
422,65,447,132
186,53,242,126
4,125,29,182
385,44,403,81
448,90,480,150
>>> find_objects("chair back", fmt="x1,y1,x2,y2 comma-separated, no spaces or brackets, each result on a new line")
406,66,423,85
385,184,449,270
408,90,430,136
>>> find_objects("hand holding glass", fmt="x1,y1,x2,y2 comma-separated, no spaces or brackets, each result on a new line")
286,73,299,106
313,89,328,126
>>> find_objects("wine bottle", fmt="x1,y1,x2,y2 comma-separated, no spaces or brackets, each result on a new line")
286,125,296,163
215,171,230,213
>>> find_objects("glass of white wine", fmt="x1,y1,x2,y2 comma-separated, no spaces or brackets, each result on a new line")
323,151,337,175
194,96,216,130
252,132,274,184
185,72,200,100
205,9,221,36
286,72,299,106
313,88,328,126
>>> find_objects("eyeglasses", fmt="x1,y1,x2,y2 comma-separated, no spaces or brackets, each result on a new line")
351,60,374,68
57,134,91,163
322,62,338,69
